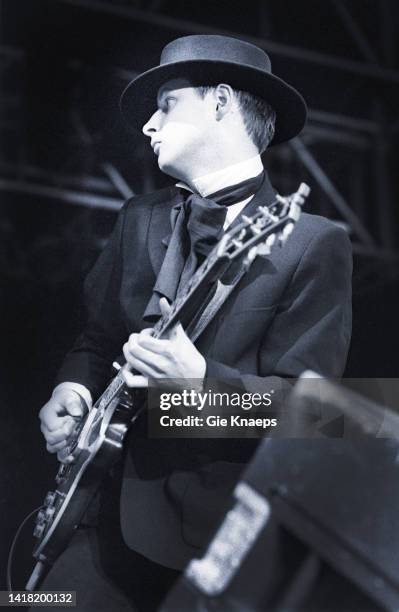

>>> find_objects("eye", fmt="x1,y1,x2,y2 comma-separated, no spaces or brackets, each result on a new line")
161,96,176,112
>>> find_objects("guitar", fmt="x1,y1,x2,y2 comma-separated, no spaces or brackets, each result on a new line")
26,182,310,590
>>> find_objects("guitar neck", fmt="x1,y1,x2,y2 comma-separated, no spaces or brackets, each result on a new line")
92,243,230,412
152,247,230,339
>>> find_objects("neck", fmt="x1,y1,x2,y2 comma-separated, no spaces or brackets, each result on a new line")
181,150,260,191
172,124,259,187
175,154,264,200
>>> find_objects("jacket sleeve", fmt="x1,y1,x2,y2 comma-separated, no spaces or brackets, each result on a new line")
55,202,129,400
205,223,353,385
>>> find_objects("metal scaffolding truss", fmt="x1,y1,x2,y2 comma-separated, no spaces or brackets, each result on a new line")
57,0,399,84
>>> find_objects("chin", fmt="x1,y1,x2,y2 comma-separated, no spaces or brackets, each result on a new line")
157,156,184,181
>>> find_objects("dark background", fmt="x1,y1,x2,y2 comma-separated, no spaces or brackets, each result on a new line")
1,0,398,592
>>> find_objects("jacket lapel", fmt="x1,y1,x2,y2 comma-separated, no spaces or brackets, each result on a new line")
147,186,183,278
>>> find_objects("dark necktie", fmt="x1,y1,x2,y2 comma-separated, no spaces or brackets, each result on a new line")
143,171,265,322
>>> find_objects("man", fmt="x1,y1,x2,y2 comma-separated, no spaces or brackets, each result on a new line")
37,35,352,610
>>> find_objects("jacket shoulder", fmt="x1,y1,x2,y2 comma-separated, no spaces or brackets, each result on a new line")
297,212,348,239
271,211,352,276
123,186,175,213
293,212,352,255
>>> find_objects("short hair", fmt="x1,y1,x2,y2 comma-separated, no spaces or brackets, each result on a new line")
196,85,276,153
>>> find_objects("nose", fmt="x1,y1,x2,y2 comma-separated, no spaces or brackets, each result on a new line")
142,109,162,138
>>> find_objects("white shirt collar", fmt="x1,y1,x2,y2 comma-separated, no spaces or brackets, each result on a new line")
175,155,263,197
175,155,264,229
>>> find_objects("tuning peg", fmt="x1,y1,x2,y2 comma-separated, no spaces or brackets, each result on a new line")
291,183,310,206
288,202,301,222
256,243,271,256
243,246,259,268
298,183,311,198
232,239,243,249
275,194,289,205
279,223,295,245
256,234,276,257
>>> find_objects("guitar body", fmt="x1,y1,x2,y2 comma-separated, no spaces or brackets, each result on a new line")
32,388,138,566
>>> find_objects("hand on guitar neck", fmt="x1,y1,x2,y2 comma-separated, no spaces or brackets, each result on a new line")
121,297,206,390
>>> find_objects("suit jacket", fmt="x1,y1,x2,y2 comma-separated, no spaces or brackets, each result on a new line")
56,172,352,569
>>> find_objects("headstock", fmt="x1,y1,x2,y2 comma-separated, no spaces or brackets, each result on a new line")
217,182,310,266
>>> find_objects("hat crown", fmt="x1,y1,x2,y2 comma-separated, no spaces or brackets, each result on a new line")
160,35,272,73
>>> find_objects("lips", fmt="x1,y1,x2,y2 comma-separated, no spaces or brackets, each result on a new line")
152,142,161,155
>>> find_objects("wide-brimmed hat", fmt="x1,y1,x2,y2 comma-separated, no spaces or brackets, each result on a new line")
120,34,307,146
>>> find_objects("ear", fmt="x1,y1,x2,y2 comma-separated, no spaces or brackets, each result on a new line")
214,84,235,119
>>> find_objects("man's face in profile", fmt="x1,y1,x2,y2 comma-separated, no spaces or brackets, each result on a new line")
142,78,215,181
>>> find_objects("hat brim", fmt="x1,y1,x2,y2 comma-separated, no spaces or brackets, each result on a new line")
119,59,307,146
